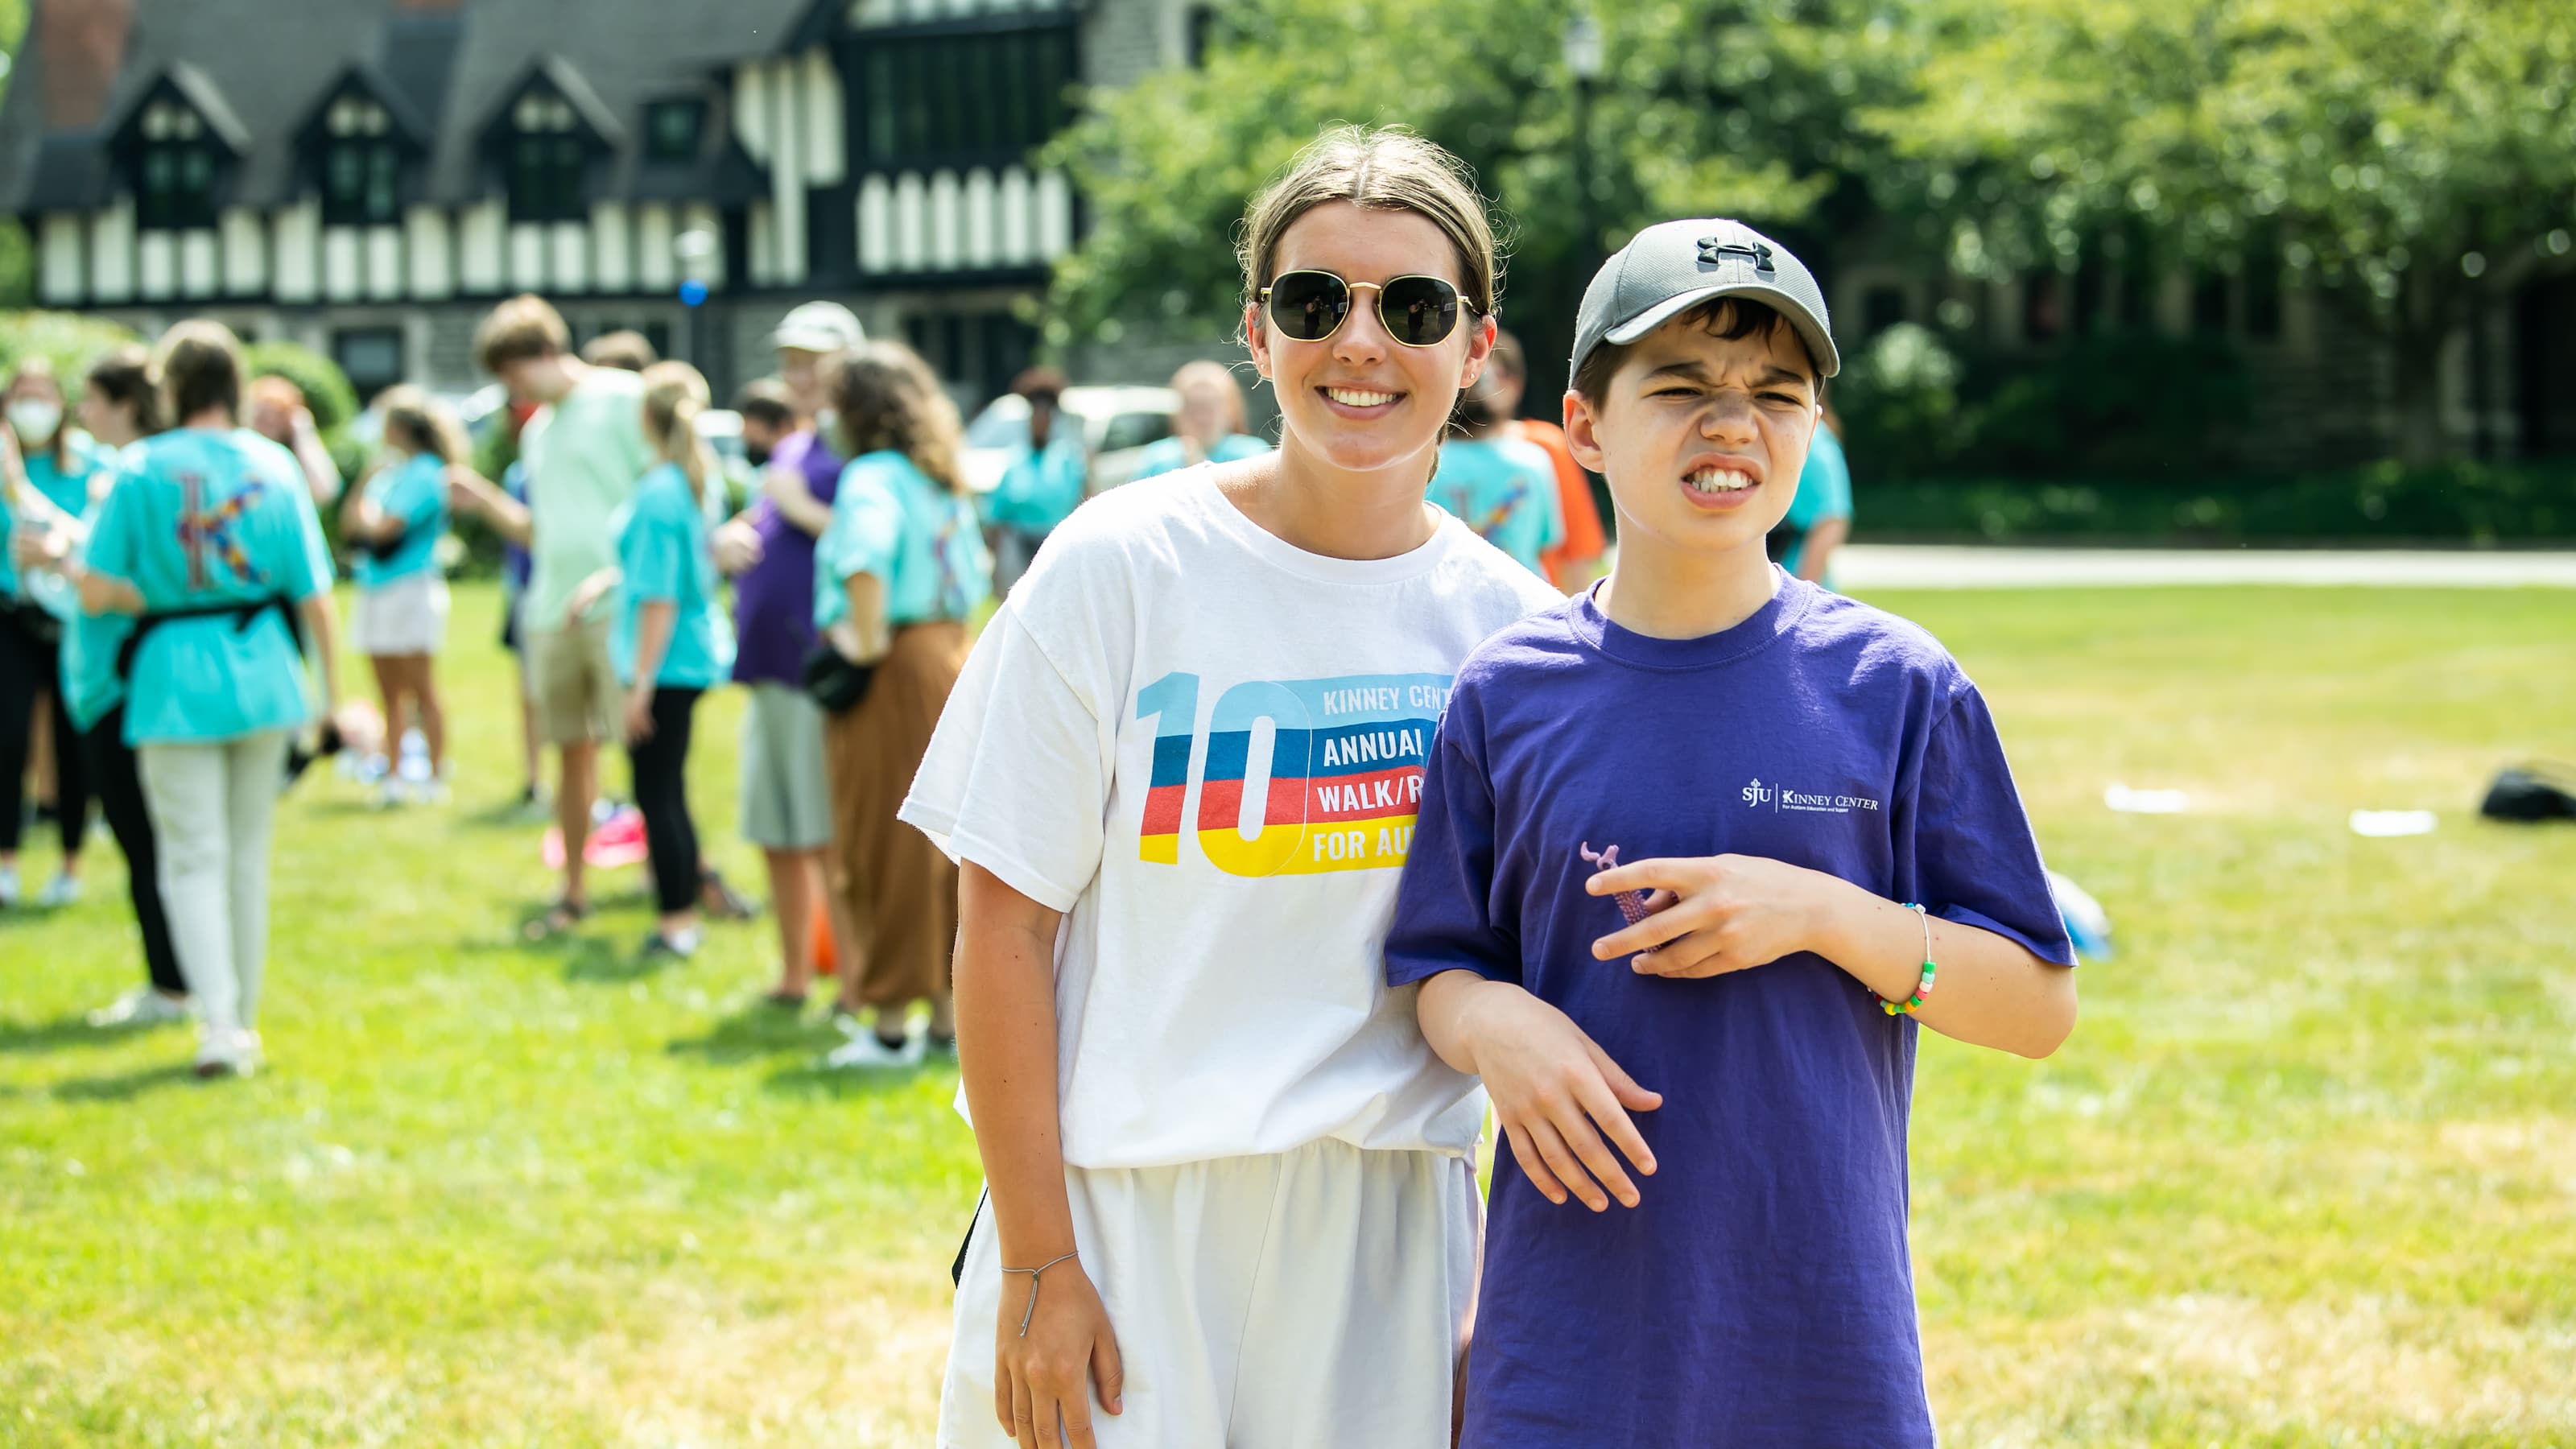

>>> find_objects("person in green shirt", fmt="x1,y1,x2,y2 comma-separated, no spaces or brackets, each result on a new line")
448,295,653,939
565,362,739,959
70,322,351,1080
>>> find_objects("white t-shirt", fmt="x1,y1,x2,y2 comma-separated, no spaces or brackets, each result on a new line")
902,467,1563,1170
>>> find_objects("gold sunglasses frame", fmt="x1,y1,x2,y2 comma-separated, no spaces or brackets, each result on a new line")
1257,270,1484,349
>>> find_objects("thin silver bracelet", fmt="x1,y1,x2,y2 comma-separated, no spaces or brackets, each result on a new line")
999,1250,1082,1336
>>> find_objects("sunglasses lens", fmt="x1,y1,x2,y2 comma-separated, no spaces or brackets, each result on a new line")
1268,272,1350,342
1380,277,1464,347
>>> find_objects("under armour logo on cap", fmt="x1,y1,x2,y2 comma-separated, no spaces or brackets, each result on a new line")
1698,238,1776,275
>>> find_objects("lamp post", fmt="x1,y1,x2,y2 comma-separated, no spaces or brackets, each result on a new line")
1563,10,1604,280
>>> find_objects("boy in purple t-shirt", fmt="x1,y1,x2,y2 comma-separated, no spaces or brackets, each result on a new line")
1386,221,2079,1447
713,302,867,1008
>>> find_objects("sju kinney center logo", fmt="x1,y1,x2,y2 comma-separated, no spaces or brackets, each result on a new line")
1742,778,1882,815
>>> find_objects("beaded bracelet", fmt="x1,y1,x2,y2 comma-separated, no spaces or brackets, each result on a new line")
1880,902,1938,1016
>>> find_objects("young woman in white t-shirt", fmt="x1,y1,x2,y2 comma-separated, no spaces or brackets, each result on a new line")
902,127,1562,1447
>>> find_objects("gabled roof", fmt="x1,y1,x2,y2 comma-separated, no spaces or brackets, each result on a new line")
300,61,438,151
138,63,255,155
483,54,629,151
0,0,824,217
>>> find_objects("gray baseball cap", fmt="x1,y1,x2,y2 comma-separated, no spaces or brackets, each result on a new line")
768,300,867,353
1571,218,1838,383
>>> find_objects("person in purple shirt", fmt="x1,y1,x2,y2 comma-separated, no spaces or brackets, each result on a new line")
712,301,868,1007
1385,221,2079,1447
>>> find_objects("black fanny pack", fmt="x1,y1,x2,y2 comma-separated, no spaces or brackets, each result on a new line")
801,640,877,716
355,524,411,563
115,595,303,683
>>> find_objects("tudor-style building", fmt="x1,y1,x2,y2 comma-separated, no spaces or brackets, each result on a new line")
0,0,1203,403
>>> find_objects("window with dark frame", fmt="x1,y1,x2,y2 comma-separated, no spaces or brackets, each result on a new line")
506,90,588,225
321,94,402,226
332,327,406,403
856,25,1078,167
646,99,704,163
134,99,219,230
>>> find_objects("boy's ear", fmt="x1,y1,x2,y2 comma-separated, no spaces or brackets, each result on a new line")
1562,387,1609,474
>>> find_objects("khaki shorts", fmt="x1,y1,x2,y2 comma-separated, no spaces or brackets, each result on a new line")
739,683,832,850
526,614,619,746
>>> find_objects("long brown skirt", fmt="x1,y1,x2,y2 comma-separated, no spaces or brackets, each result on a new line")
824,621,968,1009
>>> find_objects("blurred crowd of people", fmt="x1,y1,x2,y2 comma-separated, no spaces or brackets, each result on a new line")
0,290,1854,1082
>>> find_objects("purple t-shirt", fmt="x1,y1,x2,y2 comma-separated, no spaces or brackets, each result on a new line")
729,428,843,685
1387,576,2074,1448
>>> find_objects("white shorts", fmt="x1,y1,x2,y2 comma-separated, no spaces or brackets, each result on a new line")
937,1138,1479,1449
352,572,449,657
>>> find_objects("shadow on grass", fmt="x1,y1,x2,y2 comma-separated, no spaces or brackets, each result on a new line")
51,1063,200,1100
0,1012,183,1055
762,1059,951,1100
666,1002,842,1067
460,798,553,831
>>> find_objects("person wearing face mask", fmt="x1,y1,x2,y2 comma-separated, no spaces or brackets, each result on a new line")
708,301,867,1009
0,357,105,909
10,347,188,1025
1127,360,1271,481
980,367,1087,595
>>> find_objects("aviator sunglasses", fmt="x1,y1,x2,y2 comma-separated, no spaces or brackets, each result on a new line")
1258,270,1480,348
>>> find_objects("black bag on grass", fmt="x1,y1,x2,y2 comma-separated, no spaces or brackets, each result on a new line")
2479,763,2576,822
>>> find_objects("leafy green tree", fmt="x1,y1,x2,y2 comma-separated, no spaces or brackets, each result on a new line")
1880,0,2576,460
1044,0,1897,399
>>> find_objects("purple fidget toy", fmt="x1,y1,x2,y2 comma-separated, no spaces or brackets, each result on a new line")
1579,842,1657,925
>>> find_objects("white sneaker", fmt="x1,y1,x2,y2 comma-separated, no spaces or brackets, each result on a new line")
37,872,80,907
823,1025,923,1070
193,1026,262,1080
89,988,189,1028
374,778,411,809
0,864,19,908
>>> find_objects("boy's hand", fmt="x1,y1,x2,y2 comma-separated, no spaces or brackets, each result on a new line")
1586,854,1839,978
995,1259,1123,1447
1451,976,1660,1211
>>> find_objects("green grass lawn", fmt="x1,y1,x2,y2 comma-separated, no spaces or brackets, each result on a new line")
4,580,2572,1447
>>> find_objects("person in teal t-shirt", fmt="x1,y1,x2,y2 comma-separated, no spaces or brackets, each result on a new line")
1777,410,1854,587
1128,360,1272,483
811,343,992,1067
1,357,109,908
982,368,1086,595
565,363,740,960
72,322,348,1080
341,386,464,803
1430,385,1565,579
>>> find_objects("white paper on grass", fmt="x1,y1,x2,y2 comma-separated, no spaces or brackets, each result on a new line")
2349,809,2438,837
2104,782,2190,815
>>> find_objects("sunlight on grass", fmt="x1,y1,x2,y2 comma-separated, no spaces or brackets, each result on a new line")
3,582,2570,1445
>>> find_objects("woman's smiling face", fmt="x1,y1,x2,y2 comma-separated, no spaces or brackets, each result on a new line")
1247,200,1493,484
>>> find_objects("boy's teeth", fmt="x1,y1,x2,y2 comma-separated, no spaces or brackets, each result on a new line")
1686,467,1756,493
1327,387,1396,407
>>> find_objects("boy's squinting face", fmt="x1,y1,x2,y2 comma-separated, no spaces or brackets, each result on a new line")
1567,310,1818,560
